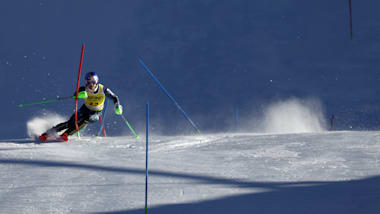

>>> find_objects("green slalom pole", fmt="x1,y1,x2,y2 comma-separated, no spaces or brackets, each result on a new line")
18,96,74,107
120,114,139,139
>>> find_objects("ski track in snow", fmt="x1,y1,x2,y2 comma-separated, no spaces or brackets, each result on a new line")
0,131,380,213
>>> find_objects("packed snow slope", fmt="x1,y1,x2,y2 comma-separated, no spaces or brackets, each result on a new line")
1,131,380,214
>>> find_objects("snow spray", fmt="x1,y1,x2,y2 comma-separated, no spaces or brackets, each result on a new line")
27,113,66,137
261,98,326,133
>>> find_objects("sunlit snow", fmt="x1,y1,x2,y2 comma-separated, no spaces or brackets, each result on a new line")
1,131,380,213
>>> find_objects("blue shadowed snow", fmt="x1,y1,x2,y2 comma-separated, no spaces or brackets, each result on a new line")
1,1,380,138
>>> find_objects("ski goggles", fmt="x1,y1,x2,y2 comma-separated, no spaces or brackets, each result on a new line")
86,79,97,86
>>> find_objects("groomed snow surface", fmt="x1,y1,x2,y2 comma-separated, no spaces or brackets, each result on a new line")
1,131,380,214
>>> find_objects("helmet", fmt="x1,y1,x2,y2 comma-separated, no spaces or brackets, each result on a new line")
85,72,99,86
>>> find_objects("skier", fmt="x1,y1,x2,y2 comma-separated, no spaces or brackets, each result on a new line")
39,72,123,142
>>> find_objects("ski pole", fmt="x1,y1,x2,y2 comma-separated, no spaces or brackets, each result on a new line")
120,114,139,139
139,59,201,134
18,96,74,107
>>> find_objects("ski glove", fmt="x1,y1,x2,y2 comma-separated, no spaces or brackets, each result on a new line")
115,104,123,115
77,91,88,99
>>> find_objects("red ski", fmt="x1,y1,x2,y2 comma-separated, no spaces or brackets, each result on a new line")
37,133,68,143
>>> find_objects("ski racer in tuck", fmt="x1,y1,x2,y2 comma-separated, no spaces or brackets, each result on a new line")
39,72,123,142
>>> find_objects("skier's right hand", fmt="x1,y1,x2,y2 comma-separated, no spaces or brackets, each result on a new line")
77,91,88,99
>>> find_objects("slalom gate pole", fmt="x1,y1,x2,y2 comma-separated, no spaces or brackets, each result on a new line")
138,59,201,134
145,102,149,214
75,44,85,138
98,116,107,137
348,0,353,39
97,98,110,136
330,114,335,131
18,96,74,107
234,106,239,131
120,114,139,139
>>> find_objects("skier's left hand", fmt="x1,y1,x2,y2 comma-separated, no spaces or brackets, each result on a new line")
115,104,123,115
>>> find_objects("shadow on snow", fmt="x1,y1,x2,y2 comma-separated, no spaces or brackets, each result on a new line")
0,138,61,144
0,158,379,214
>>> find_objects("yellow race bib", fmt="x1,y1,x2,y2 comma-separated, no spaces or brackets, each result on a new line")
85,84,106,111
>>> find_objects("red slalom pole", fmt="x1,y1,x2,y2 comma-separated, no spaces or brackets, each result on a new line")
75,44,85,137
348,0,353,39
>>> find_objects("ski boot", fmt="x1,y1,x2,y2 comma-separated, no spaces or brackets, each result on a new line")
39,133,48,142
59,132,69,142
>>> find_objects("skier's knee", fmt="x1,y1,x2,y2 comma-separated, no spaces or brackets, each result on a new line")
88,114,100,123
